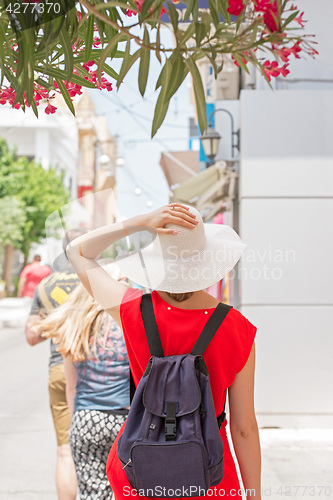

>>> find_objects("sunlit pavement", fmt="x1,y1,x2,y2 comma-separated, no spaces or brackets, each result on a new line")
0,302,332,500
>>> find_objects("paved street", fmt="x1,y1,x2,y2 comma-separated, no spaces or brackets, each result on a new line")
0,325,57,499
0,301,333,500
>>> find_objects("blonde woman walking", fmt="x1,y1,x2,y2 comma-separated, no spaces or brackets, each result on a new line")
35,284,130,499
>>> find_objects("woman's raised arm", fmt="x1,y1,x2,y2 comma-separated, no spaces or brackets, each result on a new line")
228,344,262,500
66,204,197,324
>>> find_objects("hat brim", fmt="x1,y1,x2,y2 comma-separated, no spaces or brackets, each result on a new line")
115,224,246,293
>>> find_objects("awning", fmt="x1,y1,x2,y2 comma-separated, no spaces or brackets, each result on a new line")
171,161,238,221
159,151,199,187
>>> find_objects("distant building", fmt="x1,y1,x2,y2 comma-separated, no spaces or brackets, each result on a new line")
0,90,118,282
0,99,78,198
76,91,117,228
172,0,333,428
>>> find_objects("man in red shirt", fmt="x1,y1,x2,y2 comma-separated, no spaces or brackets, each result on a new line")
18,254,52,298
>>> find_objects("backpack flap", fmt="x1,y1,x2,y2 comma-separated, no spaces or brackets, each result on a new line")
143,354,202,418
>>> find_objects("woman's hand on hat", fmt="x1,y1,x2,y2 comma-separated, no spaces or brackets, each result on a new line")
141,204,198,234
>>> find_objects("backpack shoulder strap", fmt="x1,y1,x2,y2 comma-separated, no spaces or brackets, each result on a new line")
191,303,232,355
140,293,164,357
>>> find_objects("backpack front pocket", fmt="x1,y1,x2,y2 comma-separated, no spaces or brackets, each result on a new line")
131,440,209,497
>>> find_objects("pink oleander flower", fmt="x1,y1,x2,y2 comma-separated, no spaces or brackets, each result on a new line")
290,41,302,58
45,102,57,114
92,37,101,47
227,0,245,16
126,8,137,16
272,45,291,62
100,79,113,92
263,59,280,79
254,0,280,32
231,54,249,67
135,0,144,12
279,63,290,77
295,11,305,28
262,60,290,81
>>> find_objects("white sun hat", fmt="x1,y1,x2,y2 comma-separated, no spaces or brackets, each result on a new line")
116,205,247,293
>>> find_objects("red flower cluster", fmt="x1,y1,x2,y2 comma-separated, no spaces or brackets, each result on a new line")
125,2,166,17
135,0,144,12
262,60,289,80
126,8,136,16
0,32,113,114
227,0,245,16
227,0,281,31
254,0,280,32
45,102,57,114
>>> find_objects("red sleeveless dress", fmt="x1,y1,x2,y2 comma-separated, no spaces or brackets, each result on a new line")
106,288,257,499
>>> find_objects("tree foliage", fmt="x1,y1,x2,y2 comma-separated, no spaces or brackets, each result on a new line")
0,196,26,247
0,0,317,135
0,137,70,256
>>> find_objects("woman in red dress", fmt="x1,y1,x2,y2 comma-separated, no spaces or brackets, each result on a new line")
67,203,261,500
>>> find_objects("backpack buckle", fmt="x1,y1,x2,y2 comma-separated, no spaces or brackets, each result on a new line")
165,418,177,441
165,401,177,441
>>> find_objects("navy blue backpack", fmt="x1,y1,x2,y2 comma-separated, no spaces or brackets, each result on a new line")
117,293,232,497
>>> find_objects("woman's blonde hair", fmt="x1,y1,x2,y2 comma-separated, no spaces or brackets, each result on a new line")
33,284,110,362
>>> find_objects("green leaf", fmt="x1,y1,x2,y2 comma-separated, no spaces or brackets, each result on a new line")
84,15,95,63
30,98,39,118
59,26,74,80
94,17,105,47
155,61,166,90
35,21,53,55
282,11,298,29
200,12,212,34
115,38,141,89
35,77,53,89
0,26,5,87
99,64,119,81
138,27,150,96
180,22,196,45
16,39,25,79
37,66,96,88
49,15,66,46
72,49,123,64
183,0,195,22
195,22,207,46
151,59,171,137
232,52,249,73
94,1,136,10
140,0,155,17
103,7,121,44
218,0,231,23
167,1,179,32
208,0,220,26
165,53,187,101
96,32,125,82
155,24,161,63
55,78,75,116
185,56,207,134
23,29,35,104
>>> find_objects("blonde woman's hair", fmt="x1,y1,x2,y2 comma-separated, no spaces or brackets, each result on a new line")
33,284,110,362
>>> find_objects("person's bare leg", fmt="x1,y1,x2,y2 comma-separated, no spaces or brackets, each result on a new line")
56,444,77,500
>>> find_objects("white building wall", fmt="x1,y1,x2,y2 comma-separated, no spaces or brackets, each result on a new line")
239,90,333,427
0,106,78,198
